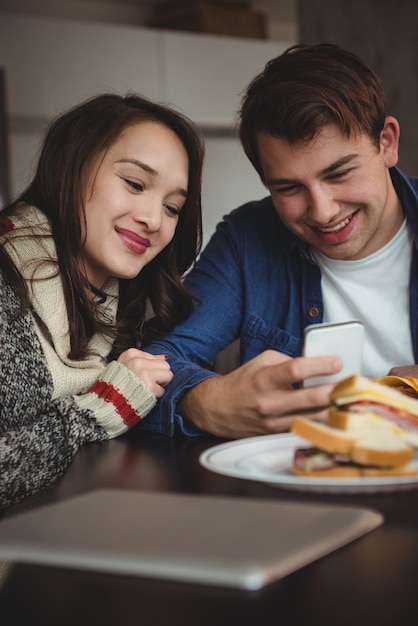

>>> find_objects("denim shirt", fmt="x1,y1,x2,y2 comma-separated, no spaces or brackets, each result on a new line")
143,167,418,436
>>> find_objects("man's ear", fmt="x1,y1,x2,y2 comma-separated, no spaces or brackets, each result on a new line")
380,116,400,167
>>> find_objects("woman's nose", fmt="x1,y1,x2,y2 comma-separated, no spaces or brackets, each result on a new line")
135,200,162,232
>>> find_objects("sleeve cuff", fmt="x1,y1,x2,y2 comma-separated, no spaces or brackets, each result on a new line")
74,361,156,437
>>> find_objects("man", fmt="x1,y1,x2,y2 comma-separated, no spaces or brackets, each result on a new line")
143,43,418,439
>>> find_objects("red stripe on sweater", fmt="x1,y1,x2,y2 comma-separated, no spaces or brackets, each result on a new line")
0,216,15,235
90,380,141,429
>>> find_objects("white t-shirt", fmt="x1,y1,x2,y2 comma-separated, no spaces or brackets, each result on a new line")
310,220,414,378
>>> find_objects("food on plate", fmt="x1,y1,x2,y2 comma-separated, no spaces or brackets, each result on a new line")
291,374,418,477
375,375,418,399
291,416,416,477
330,374,418,445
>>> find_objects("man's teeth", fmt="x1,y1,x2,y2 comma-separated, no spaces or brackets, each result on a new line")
319,217,351,233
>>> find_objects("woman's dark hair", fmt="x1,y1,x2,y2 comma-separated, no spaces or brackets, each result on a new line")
0,93,204,359
239,43,387,179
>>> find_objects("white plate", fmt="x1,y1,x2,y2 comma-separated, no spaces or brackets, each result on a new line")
199,433,418,494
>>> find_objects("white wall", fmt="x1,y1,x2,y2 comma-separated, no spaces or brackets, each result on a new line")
1,12,290,244
0,0,298,42
8,125,44,195
202,137,266,247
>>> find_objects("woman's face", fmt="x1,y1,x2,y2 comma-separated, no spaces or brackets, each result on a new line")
81,121,189,289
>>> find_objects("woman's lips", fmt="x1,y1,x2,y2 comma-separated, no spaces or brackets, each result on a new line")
312,210,358,243
116,227,150,254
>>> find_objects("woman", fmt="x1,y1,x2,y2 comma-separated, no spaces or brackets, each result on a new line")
0,93,204,508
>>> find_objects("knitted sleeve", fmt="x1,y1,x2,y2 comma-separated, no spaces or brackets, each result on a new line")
73,360,156,437
0,275,156,509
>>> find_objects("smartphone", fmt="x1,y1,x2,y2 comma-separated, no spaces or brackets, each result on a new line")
302,320,365,387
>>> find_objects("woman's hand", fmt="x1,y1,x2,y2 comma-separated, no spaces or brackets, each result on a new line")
118,348,173,398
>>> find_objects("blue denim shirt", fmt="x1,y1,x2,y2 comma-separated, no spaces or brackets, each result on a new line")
143,167,418,436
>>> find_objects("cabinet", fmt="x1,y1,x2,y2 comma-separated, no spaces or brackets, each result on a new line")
0,12,291,237
160,30,288,126
0,14,160,120
0,13,292,127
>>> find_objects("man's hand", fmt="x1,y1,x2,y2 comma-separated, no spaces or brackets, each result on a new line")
388,365,418,378
178,350,342,438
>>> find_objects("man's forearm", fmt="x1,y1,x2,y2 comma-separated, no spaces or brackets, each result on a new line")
177,372,264,440
178,377,220,435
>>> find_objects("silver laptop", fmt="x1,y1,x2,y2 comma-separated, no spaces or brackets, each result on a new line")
0,489,383,590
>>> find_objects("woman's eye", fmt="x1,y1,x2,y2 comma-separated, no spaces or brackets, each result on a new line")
124,178,144,192
164,204,181,217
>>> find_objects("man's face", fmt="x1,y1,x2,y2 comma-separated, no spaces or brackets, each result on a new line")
257,120,402,260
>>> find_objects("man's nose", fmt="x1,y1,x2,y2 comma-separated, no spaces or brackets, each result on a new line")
307,185,338,223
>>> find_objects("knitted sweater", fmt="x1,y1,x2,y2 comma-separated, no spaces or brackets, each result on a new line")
0,207,156,509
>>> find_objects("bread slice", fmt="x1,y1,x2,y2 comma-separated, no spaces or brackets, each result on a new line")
294,465,363,478
361,464,418,477
291,414,416,476
376,375,418,398
329,407,418,450
351,432,413,468
331,374,418,417
294,463,417,478
328,408,405,435
291,417,356,455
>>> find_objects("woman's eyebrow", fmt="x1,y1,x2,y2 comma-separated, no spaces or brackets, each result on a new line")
117,158,188,198
117,158,157,175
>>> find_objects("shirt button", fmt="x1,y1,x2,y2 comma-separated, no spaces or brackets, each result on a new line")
308,307,320,318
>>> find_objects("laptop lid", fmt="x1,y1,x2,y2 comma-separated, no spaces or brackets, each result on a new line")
0,489,383,590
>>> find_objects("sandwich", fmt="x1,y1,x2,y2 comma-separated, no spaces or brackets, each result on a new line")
331,374,418,440
291,416,417,477
375,375,418,399
291,374,418,478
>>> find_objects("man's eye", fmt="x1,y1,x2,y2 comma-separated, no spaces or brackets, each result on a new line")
328,169,350,180
275,185,299,195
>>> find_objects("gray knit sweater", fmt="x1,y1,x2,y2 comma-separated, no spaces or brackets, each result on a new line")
0,207,156,509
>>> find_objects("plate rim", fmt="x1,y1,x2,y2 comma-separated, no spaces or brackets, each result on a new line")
199,432,418,494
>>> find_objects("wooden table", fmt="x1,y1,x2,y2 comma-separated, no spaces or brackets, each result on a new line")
1,428,418,626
